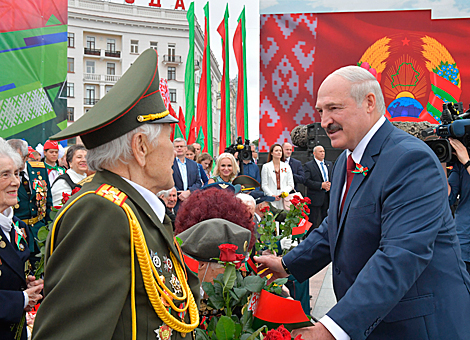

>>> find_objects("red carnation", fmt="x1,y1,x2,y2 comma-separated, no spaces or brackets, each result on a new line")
61,192,71,205
276,325,291,340
71,187,81,195
219,244,239,262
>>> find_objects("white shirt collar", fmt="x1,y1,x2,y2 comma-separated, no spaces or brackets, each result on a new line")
0,207,14,242
347,116,386,163
122,178,166,224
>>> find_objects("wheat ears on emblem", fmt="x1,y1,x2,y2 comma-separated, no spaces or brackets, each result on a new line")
358,37,391,74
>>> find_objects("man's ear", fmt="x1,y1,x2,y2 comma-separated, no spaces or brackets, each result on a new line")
364,92,377,114
131,132,148,167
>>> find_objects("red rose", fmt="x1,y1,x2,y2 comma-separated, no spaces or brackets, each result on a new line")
303,197,311,204
276,325,291,340
218,244,239,262
61,192,71,205
71,187,81,195
264,329,284,340
291,198,300,206
260,206,270,213
303,206,310,214
234,253,245,269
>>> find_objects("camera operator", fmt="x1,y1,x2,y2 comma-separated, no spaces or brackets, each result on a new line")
446,137,470,274
241,143,260,188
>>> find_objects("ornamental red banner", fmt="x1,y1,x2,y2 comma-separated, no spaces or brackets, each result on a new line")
259,10,470,152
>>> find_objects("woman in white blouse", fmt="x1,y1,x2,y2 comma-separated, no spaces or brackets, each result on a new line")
261,143,294,210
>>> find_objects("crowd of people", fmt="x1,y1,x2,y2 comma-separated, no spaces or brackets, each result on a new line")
1,47,470,340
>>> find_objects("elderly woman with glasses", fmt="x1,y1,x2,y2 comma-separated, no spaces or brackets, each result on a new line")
0,138,43,340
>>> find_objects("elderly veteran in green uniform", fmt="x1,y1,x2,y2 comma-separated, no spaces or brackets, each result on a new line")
32,49,200,340
7,139,52,260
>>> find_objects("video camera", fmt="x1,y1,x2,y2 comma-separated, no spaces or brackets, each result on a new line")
422,102,470,163
225,137,252,162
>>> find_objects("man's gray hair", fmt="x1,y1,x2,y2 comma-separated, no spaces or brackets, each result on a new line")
329,66,386,116
173,138,186,146
236,193,256,207
7,139,28,158
157,188,171,198
2,138,23,168
87,124,162,171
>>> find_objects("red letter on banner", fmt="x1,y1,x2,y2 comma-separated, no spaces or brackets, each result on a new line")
149,0,161,7
125,0,134,3
174,0,185,10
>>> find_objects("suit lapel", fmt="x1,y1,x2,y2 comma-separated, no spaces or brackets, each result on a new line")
335,119,394,246
173,159,183,190
0,229,26,281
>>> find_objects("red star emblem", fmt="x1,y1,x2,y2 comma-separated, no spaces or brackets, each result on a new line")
402,37,410,46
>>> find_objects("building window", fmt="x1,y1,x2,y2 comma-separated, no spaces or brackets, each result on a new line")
67,107,74,122
86,60,95,74
168,67,176,80
169,89,176,103
67,58,74,73
107,63,115,75
168,43,176,61
85,85,96,105
86,36,95,49
150,41,158,50
131,40,139,54
67,82,74,97
107,38,116,53
68,32,75,48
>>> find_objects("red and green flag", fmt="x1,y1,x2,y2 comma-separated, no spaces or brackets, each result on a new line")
196,2,212,155
174,106,186,140
217,4,231,154
233,7,249,140
184,2,195,140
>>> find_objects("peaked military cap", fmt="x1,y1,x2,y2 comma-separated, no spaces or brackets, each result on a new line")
232,175,260,191
177,218,251,262
249,190,275,204
202,182,241,193
51,49,177,149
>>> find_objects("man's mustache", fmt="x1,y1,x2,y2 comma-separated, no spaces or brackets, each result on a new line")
326,123,343,134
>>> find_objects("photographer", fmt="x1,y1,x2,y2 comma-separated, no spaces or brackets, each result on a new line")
447,138,470,274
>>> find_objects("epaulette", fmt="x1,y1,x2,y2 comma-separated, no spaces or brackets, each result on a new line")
95,184,128,207
28,161,45,168
78,174,95,186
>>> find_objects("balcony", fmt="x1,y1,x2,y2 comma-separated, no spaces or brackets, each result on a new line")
84,98,99,105
84,73,121,83
163,54,182,65
105,50,121,58
84,48,101,56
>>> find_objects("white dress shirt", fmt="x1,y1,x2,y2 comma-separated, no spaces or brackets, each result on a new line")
176,157,188,191
51,169,87,206
315,158,329,182
321,115,386,340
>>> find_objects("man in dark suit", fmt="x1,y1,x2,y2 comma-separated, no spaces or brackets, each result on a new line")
172,138,201,211
282,142,304,191
256,66,470,340
303,145,332,231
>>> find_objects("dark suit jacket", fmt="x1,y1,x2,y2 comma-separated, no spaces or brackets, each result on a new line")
0,217,30,340
32,170,200,340
286,157,304,190
284,119,470,340
303,159,332,207
172,158,201,193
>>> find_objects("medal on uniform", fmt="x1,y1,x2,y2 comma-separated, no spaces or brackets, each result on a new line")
170,274,182,294
163,255,173,272
151,250,162,273
161,289,172,307
0,241,6,249
154,324,172,340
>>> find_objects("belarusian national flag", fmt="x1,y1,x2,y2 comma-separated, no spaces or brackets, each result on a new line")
184,2,195,139
233,7,248,140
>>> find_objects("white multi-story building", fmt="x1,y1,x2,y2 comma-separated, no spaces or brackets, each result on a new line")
67,0,221,148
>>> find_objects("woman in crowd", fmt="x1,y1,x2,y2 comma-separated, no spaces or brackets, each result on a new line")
51,144,88,207
261,143,294,210
197,153,213,178
186,145,208,185
0,138,43,340
208,153,239,184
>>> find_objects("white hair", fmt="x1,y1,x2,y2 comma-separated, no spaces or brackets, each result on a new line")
173,138,187,146
7,139,28,158
328,66,386,116
236,193,256,207
87,124,162,171
2,138,23,168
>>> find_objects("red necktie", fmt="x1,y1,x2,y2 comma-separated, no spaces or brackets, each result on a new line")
340,154,355,214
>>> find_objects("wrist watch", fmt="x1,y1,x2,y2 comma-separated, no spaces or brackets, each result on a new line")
281,258,291,275
464,160,470,169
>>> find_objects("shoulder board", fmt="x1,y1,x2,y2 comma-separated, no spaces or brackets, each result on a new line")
28,161,45,168
78,174,95,186
95,184,128,207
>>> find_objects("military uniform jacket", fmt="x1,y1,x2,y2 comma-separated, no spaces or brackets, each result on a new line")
15,161,52,253
32,170,200,340
0,217,30,340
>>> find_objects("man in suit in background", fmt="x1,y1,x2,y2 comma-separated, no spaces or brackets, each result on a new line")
172,138,201,211
256,65,470,340
283,142,304,191
303,145,332,231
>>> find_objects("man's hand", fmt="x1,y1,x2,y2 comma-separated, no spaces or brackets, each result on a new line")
254,255,289,284
178,190,191,201
321,181,331,191
449,138,470,165
291,322,335,340
274,195,281,201
26,275,43,288
24,284,43,312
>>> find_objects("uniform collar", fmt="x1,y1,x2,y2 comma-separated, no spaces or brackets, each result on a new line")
122,177,166,223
